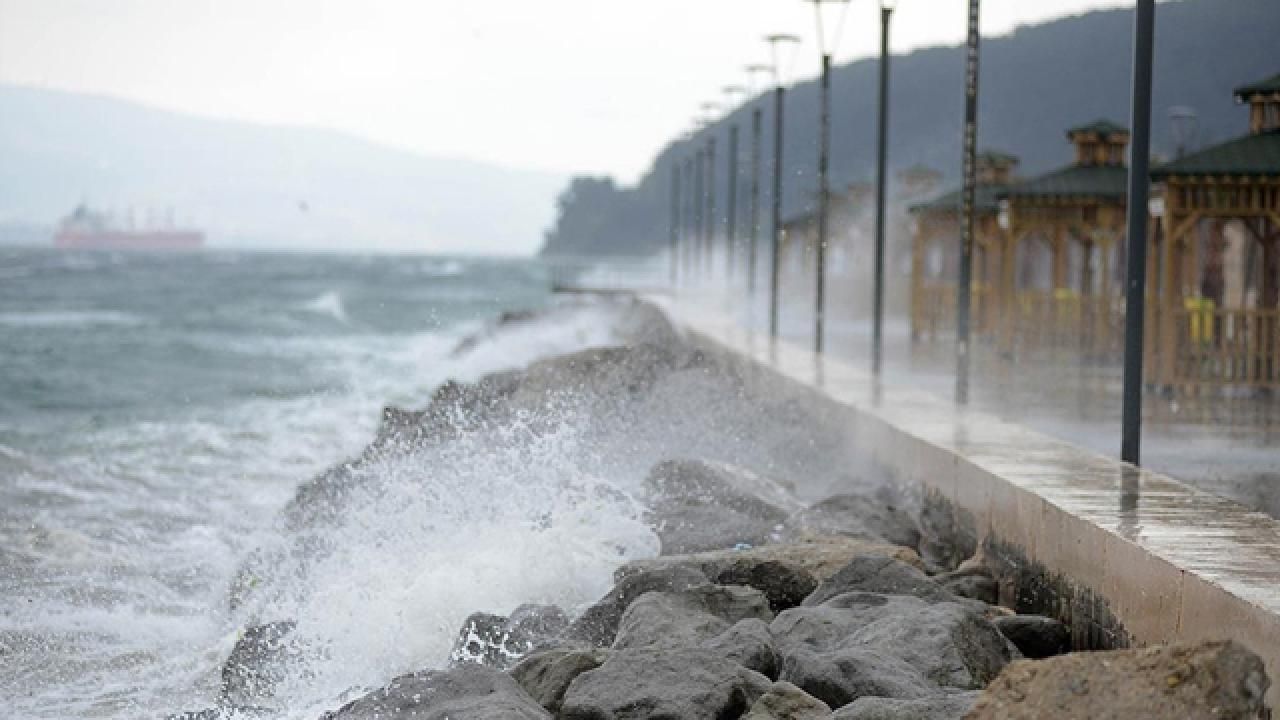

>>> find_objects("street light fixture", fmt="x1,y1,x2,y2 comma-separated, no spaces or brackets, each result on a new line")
765,33,800,339
872,0,898,375
803,0,851,355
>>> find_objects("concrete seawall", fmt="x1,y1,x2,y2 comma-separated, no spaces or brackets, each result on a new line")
654,297,1280,708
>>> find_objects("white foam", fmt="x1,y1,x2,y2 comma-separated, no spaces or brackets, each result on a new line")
297,290,349,324
0,310,146,328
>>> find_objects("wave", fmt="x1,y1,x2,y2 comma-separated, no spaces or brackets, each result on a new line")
0,310,146,328
297,291,349,324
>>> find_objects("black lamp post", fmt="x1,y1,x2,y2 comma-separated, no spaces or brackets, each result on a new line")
955,0,980,404
765,34,800,339
745,64,772,302
723,85,747,286
872,0,897,375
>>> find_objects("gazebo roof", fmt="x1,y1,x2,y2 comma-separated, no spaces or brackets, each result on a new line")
1067,119,1130,141
1002,164,1128,202
1235,72,1280,101
1150,130,1280,179
909,184,1006,215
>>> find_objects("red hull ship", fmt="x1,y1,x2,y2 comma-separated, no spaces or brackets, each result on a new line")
53,205,204,251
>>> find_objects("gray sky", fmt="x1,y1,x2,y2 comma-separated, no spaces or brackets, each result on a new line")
0,0,1133,182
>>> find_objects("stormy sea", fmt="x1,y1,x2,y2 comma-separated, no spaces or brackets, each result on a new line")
0,249,872,719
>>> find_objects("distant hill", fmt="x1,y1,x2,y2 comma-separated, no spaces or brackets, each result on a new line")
541,0,1280,257
0,86,565,254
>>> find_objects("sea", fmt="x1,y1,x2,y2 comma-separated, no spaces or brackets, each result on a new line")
0,249,665,719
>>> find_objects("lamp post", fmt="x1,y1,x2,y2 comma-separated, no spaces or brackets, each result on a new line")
955,0,980,404
872,0,897,375
1120,0,1156,466
804,0,851,355
723,85,747,285
670,156,681,287
766,33,801,340
746,64,772,302
701,102,722,283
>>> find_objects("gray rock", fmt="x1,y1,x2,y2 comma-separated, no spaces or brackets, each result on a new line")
565,564,710,647
449,604,569,669
991,615,1070,659
703,619,778,678
509,648,608,713
611,585,773,651
220,620,296,707
782,491,921,548
742,681,833,719
772,592,1018,708
936,573,997,605
559,647,772,720
643,459,794,554
802,555,956,607
319,663,549,719
709,556,820,613
832,692,980,719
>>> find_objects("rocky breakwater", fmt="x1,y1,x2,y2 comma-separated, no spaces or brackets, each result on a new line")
183,297,1271,720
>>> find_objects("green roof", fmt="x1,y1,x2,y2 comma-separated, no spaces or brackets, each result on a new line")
1067,119,1130,140
909,184,1006,215
1235,72,1280,100
1002,164,1128,201
977,150,1019,166
1150,130,1280,179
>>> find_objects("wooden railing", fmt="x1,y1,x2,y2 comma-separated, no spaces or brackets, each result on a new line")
1170,307,1280,388
912,283,996,339
1006,291,1125,357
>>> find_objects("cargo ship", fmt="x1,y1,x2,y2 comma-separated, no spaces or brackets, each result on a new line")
53,205,204,251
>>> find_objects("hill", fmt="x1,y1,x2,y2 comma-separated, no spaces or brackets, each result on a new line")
541,0,1280,257
0,86,565,254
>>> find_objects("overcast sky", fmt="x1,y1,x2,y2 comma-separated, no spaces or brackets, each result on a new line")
0,1,1135,183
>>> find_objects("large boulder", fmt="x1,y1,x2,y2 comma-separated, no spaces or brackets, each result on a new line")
967,641,1269,720
771,592,1017,708
220,620,296,707
611,585,773,651
831,692,979,719
509,648,609,714
742,681,833,719
564,565,710,648
449,604,569,670
802,555,956,607
704,619,779,678
782,491,921,548
642,459,796,554
616,536,924,612
559,647,772,720
318,663,549,720
991,615,1070,659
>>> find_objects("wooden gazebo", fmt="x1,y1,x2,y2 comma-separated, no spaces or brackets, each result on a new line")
997,121,1130,356
908,152,1018,341
1147,73,1280,392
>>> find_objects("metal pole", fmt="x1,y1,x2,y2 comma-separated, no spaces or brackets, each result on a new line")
693,147,705,282
815,53,832,355
684,156,695,283
873,6,893,375
749,107,763,299
955,0,981,404
1122,0,1156,466
769,86,786,339
727,124,740,283
707,137,718,281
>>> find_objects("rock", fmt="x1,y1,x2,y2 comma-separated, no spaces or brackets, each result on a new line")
936,574,997,605
564,564,711,647
616,535,924,607
642,459,795,554
559,647,772,720
831,692,979,719
319,663,549,719
509,648,608,714
991,615,1070,659
967,641,1269,720
782,491,921,548
611,585,773,652
802,555,956,607
220,620,296,707
742,681,833,719
771,592,1017,708
449,604,569,670
704,619,779,678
